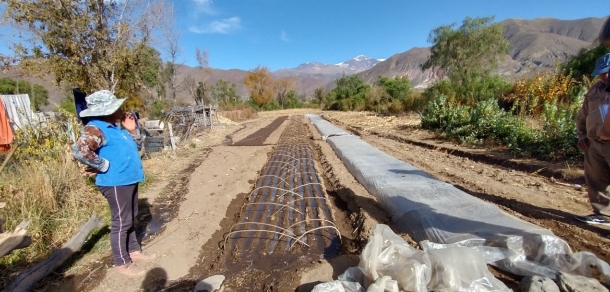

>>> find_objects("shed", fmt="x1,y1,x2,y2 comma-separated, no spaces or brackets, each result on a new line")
0,94,34,129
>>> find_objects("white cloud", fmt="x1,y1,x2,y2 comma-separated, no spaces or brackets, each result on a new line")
193,0,215,15
189,17,242,34
281,30,290,42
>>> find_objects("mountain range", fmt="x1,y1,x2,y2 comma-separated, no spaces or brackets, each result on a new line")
1,15,608,107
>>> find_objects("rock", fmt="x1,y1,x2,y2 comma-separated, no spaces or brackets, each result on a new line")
557,272,608,292
519,275,559,292
194,275,225,292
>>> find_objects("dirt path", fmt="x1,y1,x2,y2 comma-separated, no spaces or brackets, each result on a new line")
37,109,610,291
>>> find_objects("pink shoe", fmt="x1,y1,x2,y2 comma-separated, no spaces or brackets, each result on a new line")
129,250,157,263
114,263,145,278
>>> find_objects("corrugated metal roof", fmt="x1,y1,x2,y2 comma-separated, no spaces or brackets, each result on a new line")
0,94,33,129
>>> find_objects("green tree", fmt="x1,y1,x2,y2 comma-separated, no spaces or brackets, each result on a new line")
274,77,295,109
194,81,211,105
324,74,370,110
211,79,240,107
314,87,325,104
284,90,303,109
375,76,413,100
57,96,76,115
334,74,370,100
30,84,49,111
422,16,509,86
0,77,49,111
2,0,171,112
562,45,610,82
139,46,163,91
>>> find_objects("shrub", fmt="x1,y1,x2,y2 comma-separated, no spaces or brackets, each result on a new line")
402,91,429,113
501,70,577,117
261,100,281,111
455,75,512,104
422,75,511,106
147,98,174,119
421,92,580,160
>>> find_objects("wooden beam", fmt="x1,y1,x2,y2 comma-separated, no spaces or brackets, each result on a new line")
3,213,104,292
0,220,31,258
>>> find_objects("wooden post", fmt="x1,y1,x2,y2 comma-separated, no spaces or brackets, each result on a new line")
168,122,176,151
0,144,17,173
209,105,213,129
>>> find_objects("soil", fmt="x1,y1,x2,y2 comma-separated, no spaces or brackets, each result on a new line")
28,109,610,292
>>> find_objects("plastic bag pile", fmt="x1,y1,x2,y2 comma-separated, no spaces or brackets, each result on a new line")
312,224,610,292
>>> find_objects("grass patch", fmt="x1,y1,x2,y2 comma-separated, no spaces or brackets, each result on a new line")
218,104,258,121
0,119,107,289
139,173,158,192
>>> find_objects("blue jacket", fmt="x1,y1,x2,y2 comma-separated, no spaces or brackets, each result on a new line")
86,119,145,186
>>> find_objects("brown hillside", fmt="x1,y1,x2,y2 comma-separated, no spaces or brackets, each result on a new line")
349,16,608,90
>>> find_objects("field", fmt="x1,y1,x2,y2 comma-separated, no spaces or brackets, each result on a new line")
25,109,609,291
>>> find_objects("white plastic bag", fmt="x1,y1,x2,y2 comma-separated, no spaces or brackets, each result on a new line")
312,280,346,292
359,224,431,292
426,247,511,292
423,234,610,282
337,267,365,292
366,276,398,292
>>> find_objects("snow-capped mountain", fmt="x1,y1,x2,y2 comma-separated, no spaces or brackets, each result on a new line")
336,55,385,72
275,55,384,77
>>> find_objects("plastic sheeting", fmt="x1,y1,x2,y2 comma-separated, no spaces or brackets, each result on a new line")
306,114,610,282
306,114,551,244
421,237,610,281
0,94,33,129
313,224,511,292
305,114,352,139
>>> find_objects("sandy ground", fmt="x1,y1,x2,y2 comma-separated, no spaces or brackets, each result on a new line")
33,109,610,291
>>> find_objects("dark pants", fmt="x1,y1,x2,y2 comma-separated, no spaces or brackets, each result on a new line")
98,184,141,266
584,140,610,216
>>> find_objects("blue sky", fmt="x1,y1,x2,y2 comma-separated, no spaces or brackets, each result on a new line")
1,1,609,72
175,0,609,71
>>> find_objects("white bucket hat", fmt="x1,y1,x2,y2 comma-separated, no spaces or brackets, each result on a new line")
79,90,125,117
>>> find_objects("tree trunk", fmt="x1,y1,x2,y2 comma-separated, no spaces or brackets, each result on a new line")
3,213,104,292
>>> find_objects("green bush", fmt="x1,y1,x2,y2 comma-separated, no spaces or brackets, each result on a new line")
421,92,581,160
261,100,281,111
423,76,512,106
147,98,174,119
401,91,429,113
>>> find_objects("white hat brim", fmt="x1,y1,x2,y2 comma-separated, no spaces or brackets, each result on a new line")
79,98,126,117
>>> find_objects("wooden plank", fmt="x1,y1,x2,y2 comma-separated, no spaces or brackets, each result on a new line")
0,220,31,258
168,122,176,151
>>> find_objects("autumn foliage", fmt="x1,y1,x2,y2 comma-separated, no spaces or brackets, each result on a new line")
502,70,577,116
244,66,275,107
